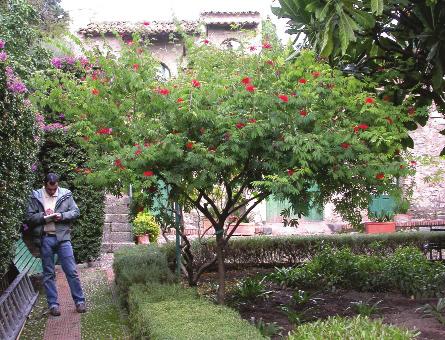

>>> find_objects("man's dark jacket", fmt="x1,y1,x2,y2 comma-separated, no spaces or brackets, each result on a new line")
26,187,80,247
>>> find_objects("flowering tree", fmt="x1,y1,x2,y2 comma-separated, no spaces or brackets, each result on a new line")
33,34,418,303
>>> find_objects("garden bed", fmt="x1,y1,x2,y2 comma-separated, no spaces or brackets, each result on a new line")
200,269,445,339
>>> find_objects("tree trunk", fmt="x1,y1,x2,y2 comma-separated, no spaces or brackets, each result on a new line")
215,232,225,304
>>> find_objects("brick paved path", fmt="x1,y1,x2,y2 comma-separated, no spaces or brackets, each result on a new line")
43,266,81,340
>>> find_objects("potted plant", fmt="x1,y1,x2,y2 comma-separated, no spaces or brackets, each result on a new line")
365,211,396,234
393,198,412,222
132,211,161,244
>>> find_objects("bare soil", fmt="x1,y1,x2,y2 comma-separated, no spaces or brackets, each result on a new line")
199,268,445,339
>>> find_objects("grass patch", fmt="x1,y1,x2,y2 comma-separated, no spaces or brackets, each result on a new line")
19,285,47,340
80,269,129,340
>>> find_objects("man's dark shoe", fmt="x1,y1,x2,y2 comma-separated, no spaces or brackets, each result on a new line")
49,305,61,316
76,302,86,313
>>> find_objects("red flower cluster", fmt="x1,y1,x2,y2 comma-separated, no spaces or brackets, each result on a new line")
158,88,170,95
365,97,375,104
266,60,274,66
278,95,289,103
203,39,210,45
96,127,112,135
262,42,272,49
340,143,350,149
91,88,99,95
248,118,257,123
185,142,194,150
176,97,184,103
245,85,255,92
143,21,150,26
375,172,385,180
353,124,369,133
143,170,154,177
114,159,125,170
133,63,139,71
287,169,295,176
298,78,307,84
191,79,201,88
241,77,251,84
299,109,308,117
236,122,246,129
311,71,320,78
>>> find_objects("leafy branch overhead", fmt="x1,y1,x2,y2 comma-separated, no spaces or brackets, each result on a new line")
272,0,445,131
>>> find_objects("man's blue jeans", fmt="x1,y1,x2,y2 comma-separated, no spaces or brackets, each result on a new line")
41,236,85,308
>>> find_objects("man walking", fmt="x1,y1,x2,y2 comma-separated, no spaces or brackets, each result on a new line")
26,173,86,316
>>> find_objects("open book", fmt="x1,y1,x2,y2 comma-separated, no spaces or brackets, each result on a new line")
44,213,59,222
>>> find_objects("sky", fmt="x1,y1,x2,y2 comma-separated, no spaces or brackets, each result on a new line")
60,0,292,42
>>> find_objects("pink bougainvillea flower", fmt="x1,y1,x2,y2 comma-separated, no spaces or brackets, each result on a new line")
262,42,272,49
203,39,210,45
245,85,255,92
176,97,184,103
298,78,307,84
126,40,134,45
96,127,112,135
385,117,393,124
191,79,201,88
278,94,289,103
134,148,142,156
287,169,295,176
236,122,246,129
299,109,308,117
249,46,257,51
0,51,7,62
311,71,320,78
91,88,100,95
133,63,139,71
0,39,5,49
185,142,194,150
365,97,375,104
410,160,417,166
158,88,170,95
375,172,385,180
241,77,251,84
143,21,150,26
248,118,257,123
143,170,154,177
340,143,350,149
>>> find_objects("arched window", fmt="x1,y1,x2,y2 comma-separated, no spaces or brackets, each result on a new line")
157,63,171,82
221,38,241,50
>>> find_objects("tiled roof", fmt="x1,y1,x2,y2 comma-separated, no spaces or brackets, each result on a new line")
78,20,199,37
78,12,261,37
200,11,260,26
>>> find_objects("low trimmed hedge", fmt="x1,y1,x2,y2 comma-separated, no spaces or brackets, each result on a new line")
288,316,417,339
113,245,176,306
129,284,264,340
163,232,445,269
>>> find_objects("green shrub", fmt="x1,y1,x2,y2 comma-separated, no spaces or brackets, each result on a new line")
113,245,176,306
33,129,105,263
267,247,445,298
230,276,267,302
0,63,41,276
162,232,445,270
288,316,418,340
128,284,264,340
132,211,160,242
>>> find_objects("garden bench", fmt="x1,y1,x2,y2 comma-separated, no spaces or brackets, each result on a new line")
0,270,38,340
424,224,445,261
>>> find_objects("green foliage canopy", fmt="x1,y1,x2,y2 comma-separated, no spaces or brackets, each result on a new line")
272,0,445,135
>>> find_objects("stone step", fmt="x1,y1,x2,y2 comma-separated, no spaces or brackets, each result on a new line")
105,214,129,223
109,231,134,243
111,222,132,232
101,242,135,253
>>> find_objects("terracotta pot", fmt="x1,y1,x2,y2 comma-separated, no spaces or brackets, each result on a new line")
393,214,412,223
364,222,396,234
136,234,150,244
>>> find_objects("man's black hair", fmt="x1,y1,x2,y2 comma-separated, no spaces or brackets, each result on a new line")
44,172,59,185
